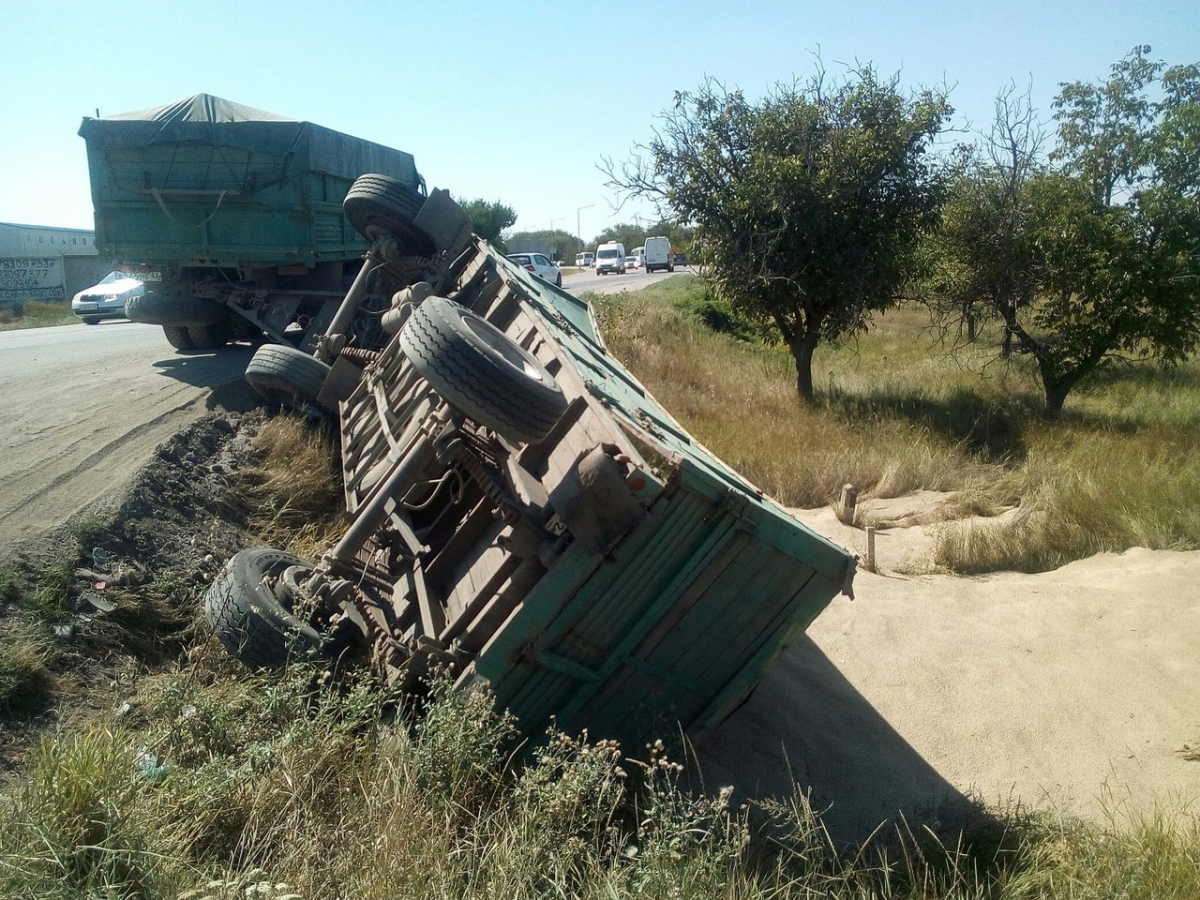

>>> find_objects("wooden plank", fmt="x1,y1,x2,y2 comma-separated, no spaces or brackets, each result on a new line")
413,563,445,641
547,501,742,726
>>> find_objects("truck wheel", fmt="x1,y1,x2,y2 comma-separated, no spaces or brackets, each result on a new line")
244,344,331,413
204,548,325,669
126,291,222,327
344,174,435,254
81,316,102,326
400,296,568,445
188,321,231,350
162,326,196,351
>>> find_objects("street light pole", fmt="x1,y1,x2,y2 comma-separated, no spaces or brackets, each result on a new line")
576,204,594,243
550,218,564,232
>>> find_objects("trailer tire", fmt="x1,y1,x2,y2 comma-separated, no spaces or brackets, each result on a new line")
162,326,196,351
126,290,223,327
245,344,331,413
204,548,325,669
344,174,435,254
400,296,567,445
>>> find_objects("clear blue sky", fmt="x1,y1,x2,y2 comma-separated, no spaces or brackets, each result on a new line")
1,0,1195,243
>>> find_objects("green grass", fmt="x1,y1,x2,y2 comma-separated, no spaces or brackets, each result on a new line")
1,656,1197,899
588,277,1200,573
0,298,80,330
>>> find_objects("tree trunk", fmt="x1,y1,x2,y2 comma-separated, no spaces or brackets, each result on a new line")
1043,379,1070,418
790,330,820,405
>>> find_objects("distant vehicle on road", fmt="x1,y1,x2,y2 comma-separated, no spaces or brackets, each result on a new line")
643,236,674,273
575,251,594,268
506,252,563,287
631,246,646,268
624,256,639,271
71,271,143,324
673,252,687,267
595,242,626,275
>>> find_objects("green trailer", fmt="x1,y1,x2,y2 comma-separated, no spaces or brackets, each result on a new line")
79,94,431,353
203,191,857,753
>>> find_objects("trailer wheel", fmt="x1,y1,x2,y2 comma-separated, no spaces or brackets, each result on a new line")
344,173,435,254
162,326,196,351
126,291,222,327
204,548,325,669
400,296,568,445
244,344,331,414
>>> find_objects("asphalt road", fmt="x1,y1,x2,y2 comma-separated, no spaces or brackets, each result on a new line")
0,319,253,553
561,264,691,296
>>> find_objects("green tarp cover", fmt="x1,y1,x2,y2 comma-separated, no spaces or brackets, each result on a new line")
78,93,421,187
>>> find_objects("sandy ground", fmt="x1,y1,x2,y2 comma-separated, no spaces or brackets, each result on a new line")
698,498,1200,842
0,323,254,554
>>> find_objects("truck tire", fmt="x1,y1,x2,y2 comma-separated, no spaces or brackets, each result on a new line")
126,291,222,327
188,321,231,350
399,296,568,445
244,344,331,413
204,548,325,669
343,174,435,254
162,326,196,351
81,316,102,325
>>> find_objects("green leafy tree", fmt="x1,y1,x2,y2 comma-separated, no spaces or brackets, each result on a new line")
456,197,518,251
507,230,583,261
605,66,951,403
930,47,1200,416
592,223,649,252
924,86,1047,351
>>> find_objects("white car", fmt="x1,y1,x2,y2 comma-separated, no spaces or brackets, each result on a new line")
71,271,144,324
506,252,562,287
624,255,640,271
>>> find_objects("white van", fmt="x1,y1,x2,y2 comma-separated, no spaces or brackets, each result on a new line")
631,246,646,269
575,251,594,267
643,236,674,273
595,242,626,275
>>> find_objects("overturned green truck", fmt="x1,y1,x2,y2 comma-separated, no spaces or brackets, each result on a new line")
79,93,465,356
194,163,859,752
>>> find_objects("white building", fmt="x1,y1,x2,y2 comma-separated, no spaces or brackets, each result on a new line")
0,222,113,308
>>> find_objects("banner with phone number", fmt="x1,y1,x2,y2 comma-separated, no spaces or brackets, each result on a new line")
0,257,65,302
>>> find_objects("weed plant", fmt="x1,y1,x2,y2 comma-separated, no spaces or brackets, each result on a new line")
0,299,79,330
591,277,1200,573
243,415,348,560
1,652,1197,898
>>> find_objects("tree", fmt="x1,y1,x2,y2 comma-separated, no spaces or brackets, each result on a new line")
593,222,649,252
929,48,1200,416
507,229,582,261
605,66,951,403
923,86,1046,351
455,197,517,251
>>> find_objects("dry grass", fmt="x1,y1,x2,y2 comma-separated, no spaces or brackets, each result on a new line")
591,277,1200,573
2,654,1197,899
242,415,348,561
0,299,79,330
